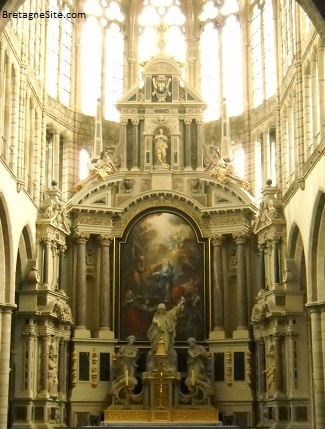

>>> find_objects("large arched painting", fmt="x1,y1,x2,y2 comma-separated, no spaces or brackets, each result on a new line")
119,212,206,342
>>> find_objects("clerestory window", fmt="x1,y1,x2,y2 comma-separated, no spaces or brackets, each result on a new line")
82,0,125,121
199,0,243,120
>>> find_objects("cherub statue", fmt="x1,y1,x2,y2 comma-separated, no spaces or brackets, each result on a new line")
75,150,118,191
205,145,250,190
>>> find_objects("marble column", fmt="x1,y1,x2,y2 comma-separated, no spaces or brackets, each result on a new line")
259,245,266,290
196,119,205,171
74,232,90,328
273,239,280,285
58,245,66,291
211,236,225,331
58,339,67,398
258,340,266,396
234,233,248,330
274,335,284,394
98,235,112,330
184,118,192,170
42,239,50,287
119,119,128,170
132,119,139,170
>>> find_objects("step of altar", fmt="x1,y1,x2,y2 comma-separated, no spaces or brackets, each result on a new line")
82,424,239,428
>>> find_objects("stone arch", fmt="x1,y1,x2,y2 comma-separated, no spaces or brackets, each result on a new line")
287,222,307,293
0,192,12,302
15,224,34,292
309,189,325,302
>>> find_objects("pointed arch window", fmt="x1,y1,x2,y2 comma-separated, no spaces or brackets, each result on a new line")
82,0,125,121
251,0,276,108
199,0,242,120
46,1,73,105
280,0,296,77
138,0,186,64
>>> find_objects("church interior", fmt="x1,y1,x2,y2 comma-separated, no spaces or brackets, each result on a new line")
0,0,325,428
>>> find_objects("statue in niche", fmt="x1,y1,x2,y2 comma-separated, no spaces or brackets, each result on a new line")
74,150,118,191
265,346,276,397
114,335,139,386
205,145,250,190
48,344,58,397
147,297,185,372
154,128,169,169
186,337,211,385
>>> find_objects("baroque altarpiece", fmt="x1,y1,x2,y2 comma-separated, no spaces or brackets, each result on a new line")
11,54,310,429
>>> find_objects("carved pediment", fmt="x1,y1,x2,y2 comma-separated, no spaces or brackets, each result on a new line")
117,55,206,108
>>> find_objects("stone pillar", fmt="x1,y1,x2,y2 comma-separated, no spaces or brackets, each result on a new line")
274,335,284,395
259,245,266,290
234,233,248,331
309,307,325,428
211,236,225,333
128,57,137,88
317,39,325,143
53,132,61,183
32,107,41,205
98,235,112,332
184,118,192,170
131,119,139,170
40,335,49,395
9,63,19,175
263,131,270,184
303,66,312,157
0,305,14,428
119,119,128,170
74,232,90,329
58,339,67,398
17,59,27,180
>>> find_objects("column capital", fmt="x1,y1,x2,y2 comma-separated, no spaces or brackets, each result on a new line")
121,118,128,126
59,244,67,252
39,237,51,245
212,235,225,246
132,118,139,126
97,234,113,245
184,118,192,125
73,231,90,244
233,232,249,244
